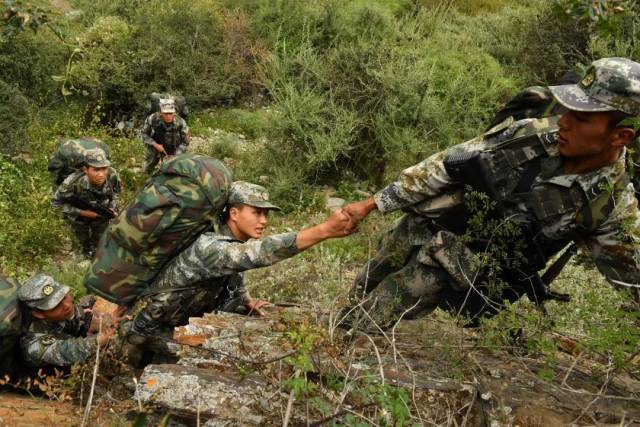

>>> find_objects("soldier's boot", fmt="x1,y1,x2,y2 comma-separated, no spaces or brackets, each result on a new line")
114,320,148,367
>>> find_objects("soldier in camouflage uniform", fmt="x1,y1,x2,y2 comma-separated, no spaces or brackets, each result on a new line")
52,149,122,258
141,98,190,173
342,57,640,329
18,275,114,368
47,137,110,190
122,181,353,357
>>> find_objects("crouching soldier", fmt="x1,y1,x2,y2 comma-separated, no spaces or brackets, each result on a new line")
52,149,122,258
141,98,189,173
121,181,353,361
18,275,114,368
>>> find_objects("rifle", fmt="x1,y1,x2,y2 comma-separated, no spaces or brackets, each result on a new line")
443,149,571,306
63,194,116,219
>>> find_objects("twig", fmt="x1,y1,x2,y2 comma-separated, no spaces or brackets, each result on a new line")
560,352,583,388
81,317,102,427
309,403,377,426
282,369,299,427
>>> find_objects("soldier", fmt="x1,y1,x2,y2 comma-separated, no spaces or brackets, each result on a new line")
121,181,353,358
18,274,114,368
141,98,189,173
342,57,640,329
48,137,110,190
52,149,122,258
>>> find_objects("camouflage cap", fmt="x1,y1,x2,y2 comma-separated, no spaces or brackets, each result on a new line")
159,98,176,114
228,181,281,210
549,57,640,116
17,274,70,311
84,148,111,168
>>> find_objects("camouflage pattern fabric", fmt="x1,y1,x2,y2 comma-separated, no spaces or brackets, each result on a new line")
351,116,640,327
488,86,561,129
549,57,640,116
130,224,299,336
20,304,96,367
52,168,121,257
146,92,189,119
84,154,232,305
141,112,189,173
0,275,22,377
47,137,110,189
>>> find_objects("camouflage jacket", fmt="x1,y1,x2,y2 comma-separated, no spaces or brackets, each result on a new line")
374,116,640,289
151,225,300,303
141,113,189,150
20,304,96,367
52,168,122,222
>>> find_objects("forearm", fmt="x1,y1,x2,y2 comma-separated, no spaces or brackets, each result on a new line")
23,335,97,367
295,220,349,250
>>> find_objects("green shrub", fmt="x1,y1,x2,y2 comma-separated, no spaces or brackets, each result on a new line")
0,80,31,154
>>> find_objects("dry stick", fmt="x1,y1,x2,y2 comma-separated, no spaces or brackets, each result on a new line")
282,369,300,427
365,334,385,386
81,317,102,427
560,352,583,388
459,379,479,427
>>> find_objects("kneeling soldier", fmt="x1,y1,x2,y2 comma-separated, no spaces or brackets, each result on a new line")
122,181,353,360
52,149,122,258
18,275,114,368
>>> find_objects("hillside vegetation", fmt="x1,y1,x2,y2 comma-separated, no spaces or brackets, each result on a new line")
1,0,639,424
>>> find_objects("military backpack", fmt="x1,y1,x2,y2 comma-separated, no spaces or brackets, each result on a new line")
48,137,111,189
146,92,189,121
0,275,22,377
84,154,232,305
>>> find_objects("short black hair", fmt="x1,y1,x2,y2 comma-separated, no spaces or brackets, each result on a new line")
608,110,635,130
217,203,245,225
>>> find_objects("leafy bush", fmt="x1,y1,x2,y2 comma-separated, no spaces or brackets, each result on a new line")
0,80,31,154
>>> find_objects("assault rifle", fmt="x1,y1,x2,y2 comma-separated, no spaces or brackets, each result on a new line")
443,150,571,306
63,195,116,219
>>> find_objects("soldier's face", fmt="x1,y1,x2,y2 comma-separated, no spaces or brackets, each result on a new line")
229,205,269,240
161,112,175,124
557,110,617,159
32,293,75,322
84,166,109,187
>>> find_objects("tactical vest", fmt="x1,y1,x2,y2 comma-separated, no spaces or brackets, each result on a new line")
443,126,629,272
151,116,184,155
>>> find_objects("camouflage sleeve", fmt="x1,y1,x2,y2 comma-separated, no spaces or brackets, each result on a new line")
20,333,97,367
236,275,251,304
586,183,640,290
180,117,189,147
158,232,300,286
374,141,483,214
141,115,155,146
108,169,122,211
51,175,81,219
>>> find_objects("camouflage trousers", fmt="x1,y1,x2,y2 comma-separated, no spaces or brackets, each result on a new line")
68,219,109,258
130,285,227,337
143,144,187,173
348,214,494,329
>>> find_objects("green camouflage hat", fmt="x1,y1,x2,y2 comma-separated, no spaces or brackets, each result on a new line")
549,57,640,116
228,181,281,210
17,274,70,311
85,148,111,168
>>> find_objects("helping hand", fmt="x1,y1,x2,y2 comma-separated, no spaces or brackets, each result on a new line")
343,197,377,233
245,299,272,317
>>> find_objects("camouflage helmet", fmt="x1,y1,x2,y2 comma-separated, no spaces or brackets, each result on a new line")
17,274,70,311
84,148,111,168
549,57,640,116
159,98,176,114
228,181,281,211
